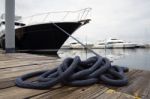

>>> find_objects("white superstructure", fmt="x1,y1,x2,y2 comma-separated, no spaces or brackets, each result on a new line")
93,38,137,49
106,38,136,48
69,42,93,49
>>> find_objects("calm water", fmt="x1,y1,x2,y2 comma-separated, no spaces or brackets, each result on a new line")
58,48,150,71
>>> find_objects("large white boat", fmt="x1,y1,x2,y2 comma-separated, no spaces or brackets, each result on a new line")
106,38,136,48
93,38,136,49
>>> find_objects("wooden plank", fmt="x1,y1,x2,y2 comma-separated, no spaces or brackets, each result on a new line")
0,52,149,99
29,86,80,99
0,84,106,99
0,84,85,99
30,85,107,99
0,62,61,89
0,59,61,69
0,53,59,69
95,89,140,99
0,54,16,61
7,53,58,59
117,70,150,98
0,53,58,61
143,89,150,99
0,62,60,76
0,87,50,99
0,52,61,89
28,70,141,99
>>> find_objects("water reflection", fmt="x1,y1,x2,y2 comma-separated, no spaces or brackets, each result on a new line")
58,48,150,70
58,49,130,60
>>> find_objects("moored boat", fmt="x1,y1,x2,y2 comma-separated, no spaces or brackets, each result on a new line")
93,38,137,49
93,40,106,49
106,38,136,48
69,42,93,49
0,8,91,54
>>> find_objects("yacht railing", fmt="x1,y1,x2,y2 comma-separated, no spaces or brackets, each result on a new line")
17,8,91,25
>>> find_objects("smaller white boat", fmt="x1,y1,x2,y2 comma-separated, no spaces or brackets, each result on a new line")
93,40,106,49
69,42,93,49
61,43,70,49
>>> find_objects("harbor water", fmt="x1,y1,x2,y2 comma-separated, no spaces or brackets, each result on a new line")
58,48,150,71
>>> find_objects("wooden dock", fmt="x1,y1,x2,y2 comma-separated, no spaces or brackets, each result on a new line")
0,51,150,99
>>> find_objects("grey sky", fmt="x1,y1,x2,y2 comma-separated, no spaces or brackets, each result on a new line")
0,0,150,43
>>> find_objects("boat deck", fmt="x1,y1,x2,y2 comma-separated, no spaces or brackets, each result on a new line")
0,50,150,99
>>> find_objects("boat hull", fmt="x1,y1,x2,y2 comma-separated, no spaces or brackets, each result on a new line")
107,43,136,49
0,21,88,54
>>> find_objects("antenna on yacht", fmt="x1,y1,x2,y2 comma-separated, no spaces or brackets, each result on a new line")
52,22,99,57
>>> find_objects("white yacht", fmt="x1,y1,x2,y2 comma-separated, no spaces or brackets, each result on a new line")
93,40,106,49
106,38,136,48
69,42,93,49
93,38,136,49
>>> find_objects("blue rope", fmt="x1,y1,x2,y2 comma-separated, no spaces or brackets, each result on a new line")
15,56,129,89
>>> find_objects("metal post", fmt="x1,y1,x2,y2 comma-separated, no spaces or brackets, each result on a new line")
5,0,15,53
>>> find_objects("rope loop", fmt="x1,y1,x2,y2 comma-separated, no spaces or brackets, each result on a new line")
15,56,129,89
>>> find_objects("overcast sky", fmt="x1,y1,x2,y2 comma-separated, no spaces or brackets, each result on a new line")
0,0,150,43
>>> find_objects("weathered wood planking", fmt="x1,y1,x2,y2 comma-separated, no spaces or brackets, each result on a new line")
117,70,150,98
0,62,61,89
0,59,61,69
30,85,107,99
0,52,149,99
26,70,142,99
0,52,58,61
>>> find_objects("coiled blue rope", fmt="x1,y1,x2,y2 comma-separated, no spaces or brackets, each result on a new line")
15,56,129,89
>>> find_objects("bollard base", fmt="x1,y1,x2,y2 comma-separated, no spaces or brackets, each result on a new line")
5,48,15,53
